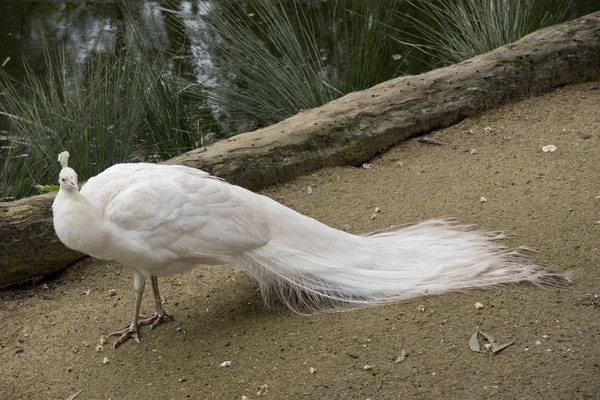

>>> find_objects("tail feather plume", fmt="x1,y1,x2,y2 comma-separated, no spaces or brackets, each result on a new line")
236,219,567,314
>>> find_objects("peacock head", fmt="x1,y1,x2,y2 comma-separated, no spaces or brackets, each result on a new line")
57,151,79,191
58,167,79,191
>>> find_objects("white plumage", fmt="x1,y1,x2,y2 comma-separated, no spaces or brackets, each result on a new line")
52,151,564,348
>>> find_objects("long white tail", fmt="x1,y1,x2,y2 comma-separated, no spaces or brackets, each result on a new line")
236,218,565,313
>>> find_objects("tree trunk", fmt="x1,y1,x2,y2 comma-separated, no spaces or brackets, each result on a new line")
1,11,599,287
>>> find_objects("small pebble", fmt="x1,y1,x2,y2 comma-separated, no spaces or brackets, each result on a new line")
309,367,317,374
475,302,484,310
219,361,232,368
363,365,373,371
542,145,558,153
102,357,110,364
109,289,116,296
394,349,407,363
479,196,487,203
257,384,268,396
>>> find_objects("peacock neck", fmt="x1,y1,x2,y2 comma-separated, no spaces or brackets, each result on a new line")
53,188,110,258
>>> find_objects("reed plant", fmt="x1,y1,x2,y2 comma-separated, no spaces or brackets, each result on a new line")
186,0,402,133
0,45,143,198
397,0,571,65
0,36,211,199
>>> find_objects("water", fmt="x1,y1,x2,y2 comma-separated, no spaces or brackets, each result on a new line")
0,0,598,169
1,1,597,77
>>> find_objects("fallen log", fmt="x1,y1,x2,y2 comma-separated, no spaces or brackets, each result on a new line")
1,11,599,287
164,12,600,188
0,193,83,286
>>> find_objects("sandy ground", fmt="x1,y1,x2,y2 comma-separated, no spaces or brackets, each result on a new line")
1,82,599,400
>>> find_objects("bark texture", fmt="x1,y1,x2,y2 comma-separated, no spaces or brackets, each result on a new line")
1,12,599,286
0,193,83,286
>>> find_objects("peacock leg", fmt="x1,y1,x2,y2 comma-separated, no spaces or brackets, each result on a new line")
138,276,173,329
110,270,146,348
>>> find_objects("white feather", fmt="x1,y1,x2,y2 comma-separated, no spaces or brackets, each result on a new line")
52,161,565,314
57,151,70,169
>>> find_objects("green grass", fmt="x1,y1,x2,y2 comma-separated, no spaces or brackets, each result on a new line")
3,0,568,199
1,1,405,198
0,45,143,198
134,51,216,161
185,0,403,133
397,0,572,65
0,36,213,199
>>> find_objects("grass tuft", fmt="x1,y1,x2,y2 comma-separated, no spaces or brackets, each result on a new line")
396,0,572,65
0,42,144,198
183,0,402,133
0,31,212,198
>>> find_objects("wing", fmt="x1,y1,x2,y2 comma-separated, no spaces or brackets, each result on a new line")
81,163,210,211
93,165,271,267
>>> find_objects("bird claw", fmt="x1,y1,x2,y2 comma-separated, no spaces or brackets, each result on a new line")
138,311,173,330
110,323,141,349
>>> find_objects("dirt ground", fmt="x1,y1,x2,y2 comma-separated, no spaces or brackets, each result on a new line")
1,82,599,400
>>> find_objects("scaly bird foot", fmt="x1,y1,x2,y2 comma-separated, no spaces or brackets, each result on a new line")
138,311,173,330
109,323,141,349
